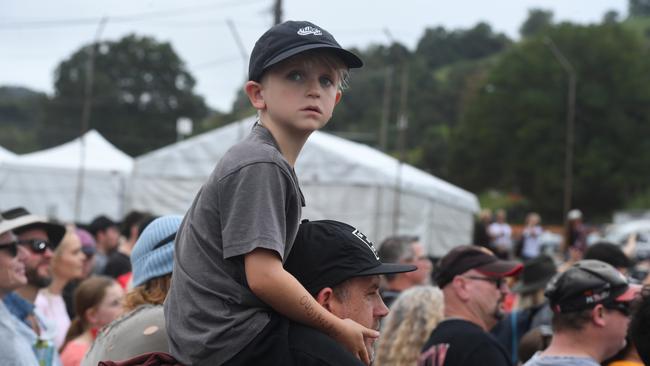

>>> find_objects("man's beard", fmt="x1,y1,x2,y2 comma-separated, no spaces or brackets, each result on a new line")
25,267,51,288
493,297,506,320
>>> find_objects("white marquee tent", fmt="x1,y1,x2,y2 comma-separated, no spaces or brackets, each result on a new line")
129,116,479,256
0,130,133,222
0,145,16,163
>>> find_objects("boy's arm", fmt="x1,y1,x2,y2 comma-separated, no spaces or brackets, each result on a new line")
245,248,378,365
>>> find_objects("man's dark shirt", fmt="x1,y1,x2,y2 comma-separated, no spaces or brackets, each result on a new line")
420,318,512,366
289,322,364,366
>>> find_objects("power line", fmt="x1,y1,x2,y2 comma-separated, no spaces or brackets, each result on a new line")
0,0,265,30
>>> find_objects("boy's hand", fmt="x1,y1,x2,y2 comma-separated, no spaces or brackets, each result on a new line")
333,318,379,366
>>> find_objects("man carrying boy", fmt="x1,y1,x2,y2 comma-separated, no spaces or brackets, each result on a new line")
284,219,417,364
164,21,371,365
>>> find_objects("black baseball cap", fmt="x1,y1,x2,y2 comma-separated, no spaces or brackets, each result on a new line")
584,241,632,269
545,259,641,313
434,245,523,288
512,255,558,294
285,219,416,295
248,20,363,82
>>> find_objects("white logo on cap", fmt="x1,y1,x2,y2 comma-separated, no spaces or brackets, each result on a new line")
352,229,379,260
297,26,322,36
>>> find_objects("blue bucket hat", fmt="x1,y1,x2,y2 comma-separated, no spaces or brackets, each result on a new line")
131,215,182,287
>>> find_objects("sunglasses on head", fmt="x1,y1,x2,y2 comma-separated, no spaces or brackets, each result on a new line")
17,239,53,254
0,241,19,257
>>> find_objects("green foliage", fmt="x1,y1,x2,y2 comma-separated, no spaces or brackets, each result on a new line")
629,0,650,17
0,86,47,152
43,34,208,156
449,22,650,220
520,9,554,37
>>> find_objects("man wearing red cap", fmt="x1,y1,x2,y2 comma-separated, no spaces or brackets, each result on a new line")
419,245,523,366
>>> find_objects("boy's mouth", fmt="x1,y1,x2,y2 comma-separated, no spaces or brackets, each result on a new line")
301,106,322,114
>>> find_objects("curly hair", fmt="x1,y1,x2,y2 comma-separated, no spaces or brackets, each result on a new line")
122,274,172,312
374,286,444,366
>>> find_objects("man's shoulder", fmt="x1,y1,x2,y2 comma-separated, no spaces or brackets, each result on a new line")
523,354,600,366
288,322,363,366
421,319,511,366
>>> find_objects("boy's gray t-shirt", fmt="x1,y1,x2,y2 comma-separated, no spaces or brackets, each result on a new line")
164,124,304,365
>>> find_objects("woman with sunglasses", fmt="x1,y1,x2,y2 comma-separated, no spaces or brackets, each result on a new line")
35,228,86,348
0,221,41,365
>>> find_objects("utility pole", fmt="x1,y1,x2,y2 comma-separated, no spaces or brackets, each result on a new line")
273,0,282,25
392,63,409,235
226,19,249,80
544,36,576,223
74,16,108,221
379,66,393,151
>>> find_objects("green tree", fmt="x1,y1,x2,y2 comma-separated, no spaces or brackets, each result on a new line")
630,0,650,17
520,9,554,37
449,23,650,219
0,86,47,153
43,34,208,156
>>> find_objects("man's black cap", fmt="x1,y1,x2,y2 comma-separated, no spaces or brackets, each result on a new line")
545,259,640,313
584,241,632,269
2,207,66,248
434,245,523,288
248,20,363,82
512,255,557,294
88,215,118,236
285,219,416,295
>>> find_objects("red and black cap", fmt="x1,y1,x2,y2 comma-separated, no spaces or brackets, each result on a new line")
285,219,416,295
248,20,363,82
545,259,641,313
433,245,523,288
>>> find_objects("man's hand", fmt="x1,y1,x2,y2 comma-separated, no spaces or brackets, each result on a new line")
332,318,379,365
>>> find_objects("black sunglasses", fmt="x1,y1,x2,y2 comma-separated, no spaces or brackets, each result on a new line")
604,301,632,317
152,232,177,250
17,239,53,254
0,242,19,257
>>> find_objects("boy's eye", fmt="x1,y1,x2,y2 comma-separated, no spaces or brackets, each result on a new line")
319,76,334,87
287,71,303,82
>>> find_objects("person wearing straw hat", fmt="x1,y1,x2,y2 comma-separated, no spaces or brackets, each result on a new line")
2,207,65,366
0,212,41,365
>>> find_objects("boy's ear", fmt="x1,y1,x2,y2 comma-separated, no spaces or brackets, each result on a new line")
244,81,266,110
335,90,342,105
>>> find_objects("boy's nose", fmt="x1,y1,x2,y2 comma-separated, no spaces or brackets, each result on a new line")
305,77,321,97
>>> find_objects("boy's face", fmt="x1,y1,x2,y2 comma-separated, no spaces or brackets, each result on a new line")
251,55,343,133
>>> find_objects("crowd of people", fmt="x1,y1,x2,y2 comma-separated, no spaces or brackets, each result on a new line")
2,19,650,366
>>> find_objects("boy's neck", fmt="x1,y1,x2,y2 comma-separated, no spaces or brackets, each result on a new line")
260,119,312,167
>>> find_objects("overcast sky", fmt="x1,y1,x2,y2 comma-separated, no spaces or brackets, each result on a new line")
1,0,626,112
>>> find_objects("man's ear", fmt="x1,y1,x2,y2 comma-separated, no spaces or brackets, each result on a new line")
452,276,470,301
592,304,607,327
315,287,334,312
245,81,266,110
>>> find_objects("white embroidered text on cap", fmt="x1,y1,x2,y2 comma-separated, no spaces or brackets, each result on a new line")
297,26,322,36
